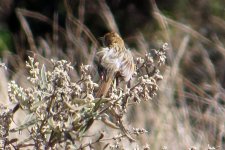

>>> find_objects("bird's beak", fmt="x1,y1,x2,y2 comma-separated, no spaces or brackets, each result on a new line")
98,36,104,46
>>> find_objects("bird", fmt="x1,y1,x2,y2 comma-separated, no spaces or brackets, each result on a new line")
96,32,135,98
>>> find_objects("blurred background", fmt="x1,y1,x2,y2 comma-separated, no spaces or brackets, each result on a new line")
0,0,224,149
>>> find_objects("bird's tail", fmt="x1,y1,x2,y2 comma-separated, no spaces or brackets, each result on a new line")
96,73,115,98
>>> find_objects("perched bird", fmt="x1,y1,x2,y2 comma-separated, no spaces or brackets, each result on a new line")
96,32,135,97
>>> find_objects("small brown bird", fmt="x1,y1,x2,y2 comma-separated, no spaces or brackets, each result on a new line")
96,32,135,97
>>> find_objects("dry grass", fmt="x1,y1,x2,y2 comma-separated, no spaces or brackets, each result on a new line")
0,0,224,149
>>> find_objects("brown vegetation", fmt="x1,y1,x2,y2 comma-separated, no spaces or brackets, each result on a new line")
0,0,224,149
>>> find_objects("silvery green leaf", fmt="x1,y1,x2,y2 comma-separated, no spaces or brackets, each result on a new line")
10,118,37,132
41,64,47,89
31,100,45,110
48,117,57,128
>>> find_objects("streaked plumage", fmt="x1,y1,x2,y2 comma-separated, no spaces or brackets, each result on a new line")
96,32,135,97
